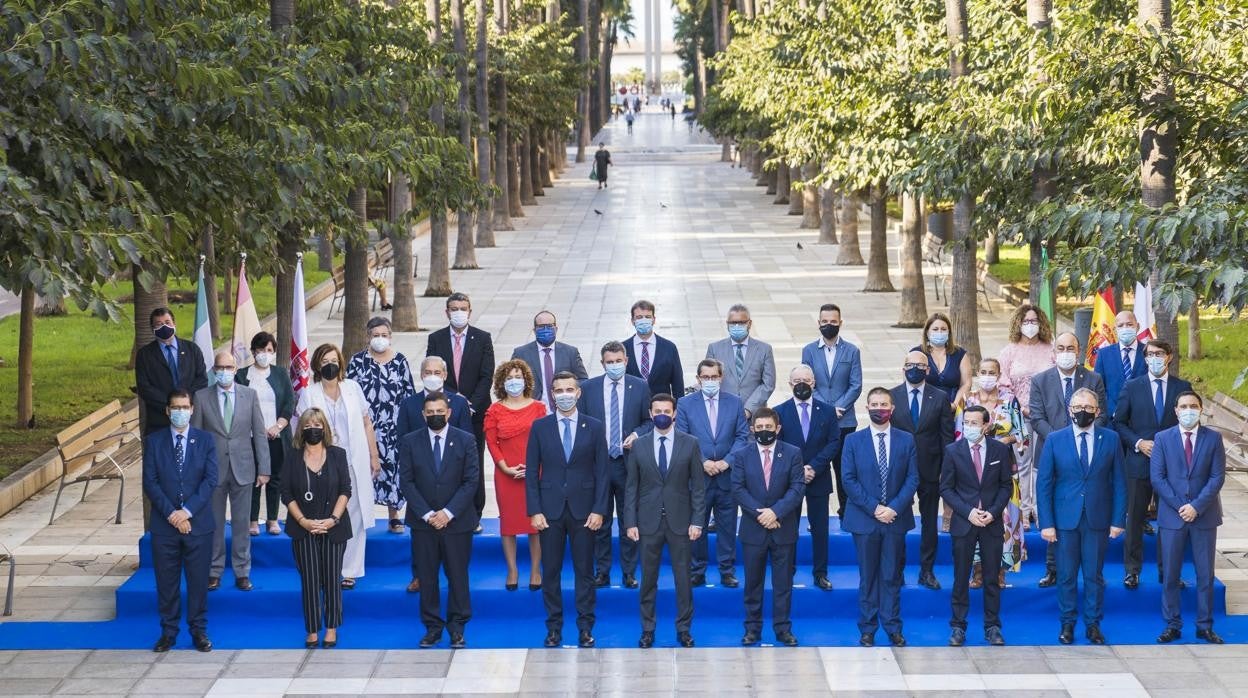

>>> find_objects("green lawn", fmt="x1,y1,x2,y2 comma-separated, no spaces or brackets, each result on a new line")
0,253,335,480
1178,314,1248,400
978,244,1030,285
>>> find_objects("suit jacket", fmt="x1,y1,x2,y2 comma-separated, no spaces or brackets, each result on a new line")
674,391,750,491
622,430,706,535
190,384,270,486
800,339,863,429
396,389,473,438
235,365,295,453
705,337,776,414
426,325,495,424
142,427,218,537
512,340,589,402
279,446,354,543
135,338,209,432
1036,426,1127,531
939,438,1014,537
774,398,842,497
623,334,685,398
1028,366,1109,457
397,426,481,533
888,383,955,481
1113,374,1193,479
577,374,653,457
1150,425,1225,530
525,412,610,519
731,441,806,545
1094,342,1148,416
839,427,919,535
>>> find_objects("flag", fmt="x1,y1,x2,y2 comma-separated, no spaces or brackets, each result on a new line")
231,254,263,368
290,253,310,401
193,257,215,378
1134,281,1157,343
1085,285,1117,369
1037,246,1056,327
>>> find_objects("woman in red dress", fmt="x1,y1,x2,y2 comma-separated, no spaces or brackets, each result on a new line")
484,359,547,591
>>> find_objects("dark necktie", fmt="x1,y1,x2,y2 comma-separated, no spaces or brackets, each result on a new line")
164,344,179,387
433,434,443,474
910,388,921,425
1122,346,1131,375
609,381,622,459
1079,431,1090,473
658,435,668,477
640,342,651,379
1154,379,1165,425
175,433,185,473
734,343,745,381
877,432,889,500
542,348,556,410
1184,431,1194,472
561,418,573,461
1063,376,1073,406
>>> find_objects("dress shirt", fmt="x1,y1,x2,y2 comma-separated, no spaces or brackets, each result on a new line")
217,385,236,426
869,424,892,465
704,395,719,438
602,377,629,442
1120,341,1138,370
1073,424,1096,464
422,425,454,522
557,409,579,453
822,338,839,376
631,334,655,363
169,426,193,518
1134,372,1168,452
796,398,813,438
249,366,279,428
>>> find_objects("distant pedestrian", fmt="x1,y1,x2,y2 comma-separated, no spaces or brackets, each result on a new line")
670,104,676,120
625,112,635,134
594,143,612,190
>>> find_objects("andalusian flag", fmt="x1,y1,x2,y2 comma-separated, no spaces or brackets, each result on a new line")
290,253,310,400
231,254,263,367
1037,246,1056,326
193,256,215,378
1086,285,1118,369
1134,282,1158,343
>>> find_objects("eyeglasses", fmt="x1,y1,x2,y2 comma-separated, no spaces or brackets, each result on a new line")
903,363,927,370
535,324,555,331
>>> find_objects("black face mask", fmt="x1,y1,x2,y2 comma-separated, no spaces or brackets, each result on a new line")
792,382,813,401
819,323,840,340
153,325,176,341
754,429,778,446
319,363,341,381
1071,410,1096,428
425,414,448,431
302,428,324,445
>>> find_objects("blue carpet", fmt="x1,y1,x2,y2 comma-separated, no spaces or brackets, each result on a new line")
2,518,1245,649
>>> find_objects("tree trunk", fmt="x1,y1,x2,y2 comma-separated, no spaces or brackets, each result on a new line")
389,177,419,331
836,191,865,265
600,24,615,130
818,185,838,244
983,229,999,264
530,132,544,197
520,130,537,205
34,291,66,317
15,283,34,428
425,208,452,296
540,131,554,187
451,0,479,270
896,192,927,326
130,260,169,368
800,162,820,229
773,163,790,204
275,227,300,367
473,0,494,247
863,182,895,291
787,167,804,216
946,0,981,364
343,187,371,354
1187,303,1201,360
317,234,334,272
764,166,777,195
575,0,591,162
588,0,603,134
1027,0,1053,305
508,137,524,217
222,268,233,317
492,80,513,231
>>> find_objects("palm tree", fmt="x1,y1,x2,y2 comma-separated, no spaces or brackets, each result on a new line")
600,0,635,127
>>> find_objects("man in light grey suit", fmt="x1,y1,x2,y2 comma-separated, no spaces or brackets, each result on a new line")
800,303,862,518
192,350,270,591
1027,331,1108,587
512,310,588,411
705,304,775,416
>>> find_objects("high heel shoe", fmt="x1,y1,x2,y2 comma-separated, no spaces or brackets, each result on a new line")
305,634,319,649
322,631,338,649
506,583,518,591
529,582,542,591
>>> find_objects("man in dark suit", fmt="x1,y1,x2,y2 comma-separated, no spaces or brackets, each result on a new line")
398,392,481,649
525,371,610,648
578,341,653,588
142,389,218,653
624,300,685,398
397,356,473,438
1114,339,1191,589
1093,310,1148,417
622,393,705,648
940,406,1014,647
675,359,751,588
732,407,806,646
135,307,209,435
1152,391,1226,644
774,364,841,590
1036,387,1126,645
841,387,919,647
425,293,495,520
512,310,589,409
800,303,862,518
1028,332,1109,587
889,351,955,590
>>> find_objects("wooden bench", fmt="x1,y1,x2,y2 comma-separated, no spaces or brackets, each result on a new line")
0,542,12,616
327,239,395,317
1208,392,1248,470
327,267,347,318
47,400,140,525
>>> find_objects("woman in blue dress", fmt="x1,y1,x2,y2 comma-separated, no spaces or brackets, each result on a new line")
912,312,972,407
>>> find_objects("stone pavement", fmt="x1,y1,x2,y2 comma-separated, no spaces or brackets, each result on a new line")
3,106,1248,695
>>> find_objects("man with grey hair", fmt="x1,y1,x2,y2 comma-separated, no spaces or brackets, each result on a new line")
705,304,776,416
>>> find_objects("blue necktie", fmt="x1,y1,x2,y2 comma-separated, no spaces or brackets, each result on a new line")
1079,431,1090,473
1154,379,1165,425
1063,377,1073,406
175,434,185,473
561,418,573,461
609,381,622,459
910,388,921,426
164,344,179,388
658,436,668,478
734,343,746,380
433,435,443,474
877,432,889,501
799,402,810,440
1122,346,1131,376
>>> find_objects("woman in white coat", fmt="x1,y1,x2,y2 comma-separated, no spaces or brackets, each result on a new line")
296,343,380,589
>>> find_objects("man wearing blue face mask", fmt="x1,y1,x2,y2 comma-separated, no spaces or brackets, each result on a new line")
1094,311,1148,417
512,310,588,413
705,304,776,416
623,300,685,398
1113,340,1191,589
578,341,653,588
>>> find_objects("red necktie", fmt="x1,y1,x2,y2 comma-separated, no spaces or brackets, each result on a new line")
1184,432,1194,472
972,443,983,508
762,448,772,488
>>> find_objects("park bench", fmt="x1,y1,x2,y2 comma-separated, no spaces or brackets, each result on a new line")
327,238,396,318
1,542,12,616
1208,392,1248,471
47,399,140,525
915,233,993,310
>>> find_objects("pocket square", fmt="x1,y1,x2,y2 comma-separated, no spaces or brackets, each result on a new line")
989,460,1001,465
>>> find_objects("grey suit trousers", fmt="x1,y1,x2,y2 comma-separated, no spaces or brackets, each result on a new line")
210,478,253,578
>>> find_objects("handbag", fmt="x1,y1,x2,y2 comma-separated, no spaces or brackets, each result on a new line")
589,164,597,180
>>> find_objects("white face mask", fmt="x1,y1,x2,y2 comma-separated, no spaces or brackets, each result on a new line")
422,375,445,393
1055,352,1079,371
254,352,275,368
1177,408,1200,430
370,336,391,353
448,310,470,329
977,376,998,391
1020,322,1040,339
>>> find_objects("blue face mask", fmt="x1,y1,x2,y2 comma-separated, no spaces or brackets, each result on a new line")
1146,356,1167,376
727,324,749,342
929,331,949,347
604,362,627,381
504,378,526,396
1117,326,1138,346
214,369,235,387
905,366,928,385
700,380,720,398
535,327,557,346
634,319,654,336
1177,408,1200,429
963,425,983,443
652,414,674,430
169,408,192,429
553,392,577,412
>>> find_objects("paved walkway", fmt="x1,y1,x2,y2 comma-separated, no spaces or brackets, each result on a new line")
3,108,1248,696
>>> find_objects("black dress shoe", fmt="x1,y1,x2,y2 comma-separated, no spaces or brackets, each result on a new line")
449,633,466,649
949,627,966,647
1144,522,1156,535
1059,624,1075,645
985,626,1005,646
153,636,175,653
776,631,798,647
192,633,212,652
1197,628,1225,645
888,632,906,647
1038,571,1057,588
1124,573,1140,589
419,629,442,648
918,572,941,590
544,631,562,648
858,633,874,647
1086,625,1106,645
207,577,220,591
623,574,638,589
814,574,833,591
577,630,595,648
691,574,706,587
1157,627,1181,643
677,632,695,648
741,631,761,646
720,573,739,588
235,576,253,591
638,631,655,649
593,573,610,588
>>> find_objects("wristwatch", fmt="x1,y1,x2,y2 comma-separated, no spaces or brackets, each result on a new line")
331,515,340,524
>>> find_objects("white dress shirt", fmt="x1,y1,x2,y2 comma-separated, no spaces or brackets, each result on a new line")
1073,424,1096,464
869,423,892,465
557,409,579,453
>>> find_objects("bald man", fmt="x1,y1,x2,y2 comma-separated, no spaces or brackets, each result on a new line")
1094,311,1148,417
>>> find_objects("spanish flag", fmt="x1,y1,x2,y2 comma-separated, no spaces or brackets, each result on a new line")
1086,286,1117,368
